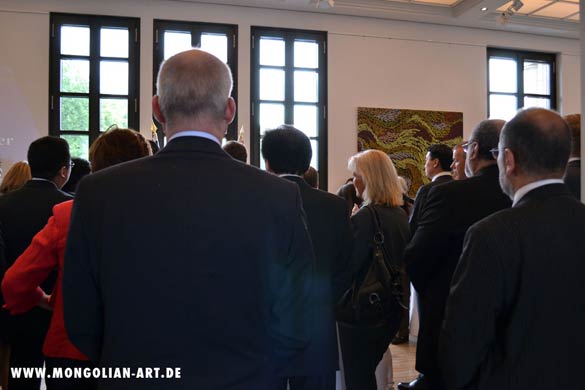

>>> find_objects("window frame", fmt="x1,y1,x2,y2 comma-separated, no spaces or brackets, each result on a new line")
49,13,140,152
153,19,238,145
250,26,328,190
487,48,557,118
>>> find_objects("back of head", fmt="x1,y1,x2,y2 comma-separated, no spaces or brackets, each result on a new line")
428,143,453,171
0,161,32,194
156,49,233,127
348,149,403,207
27,136,70,180
261,125,312,176
222,140,248,163
470,119,505,161
303,166,318,188
564,113,580,157
501,108,570,177
89,128,152,173
62,157,91,194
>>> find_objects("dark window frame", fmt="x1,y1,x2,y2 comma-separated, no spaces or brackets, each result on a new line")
153,19,238,146
487,48,557,117
250,26,328,190
49,13,140,148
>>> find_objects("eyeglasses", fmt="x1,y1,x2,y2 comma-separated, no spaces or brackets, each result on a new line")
489,148,500,159
461,141,476,153
68,161,75,168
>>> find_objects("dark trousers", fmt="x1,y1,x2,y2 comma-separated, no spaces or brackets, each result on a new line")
272,373,336,390
45,357,97,390
396,272,411,339
338,320,398,390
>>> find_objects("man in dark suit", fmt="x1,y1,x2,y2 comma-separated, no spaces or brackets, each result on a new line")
399,120,511,390
261,124,351,390
450,144,467,181
0,136,73,390
563,113,580,200
62,49,314,390
409,143,453,235
441,108,585,390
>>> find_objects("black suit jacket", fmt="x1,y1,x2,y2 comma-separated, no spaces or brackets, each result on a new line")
563,159,581,200
281,175,352,374
404,164,510,377
62,137,315,390
441,184,585,390
409,174,452,235
0,180,72,339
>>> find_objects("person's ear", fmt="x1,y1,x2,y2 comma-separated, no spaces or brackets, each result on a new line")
224,97,236,125
504,148,516,177
152,95,166,125
59,165,68,178
264,159,272,173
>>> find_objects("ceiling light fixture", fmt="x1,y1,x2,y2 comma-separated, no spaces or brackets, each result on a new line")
481,7,488,11
315,0,334,8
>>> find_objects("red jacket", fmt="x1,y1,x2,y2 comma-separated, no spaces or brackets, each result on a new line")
2,200,87,360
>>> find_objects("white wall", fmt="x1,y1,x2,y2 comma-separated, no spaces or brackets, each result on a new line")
0,0,580,190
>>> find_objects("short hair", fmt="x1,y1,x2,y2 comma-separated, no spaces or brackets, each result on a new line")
470,119,505,161
348,149,403,207
156,49,233,126
0,161,31,194
27,136,71,180
222,141,248,163
89,128,152,173
564,114,580,157
61,157,91,194
427,144,453,171
501,108,570,176
303,167,318,188
261,125,312,175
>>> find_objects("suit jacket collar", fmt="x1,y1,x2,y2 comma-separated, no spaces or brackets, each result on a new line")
514,183,571,208
281,174,310,189
474,164,499,178
158,136,228,158
23,179,59,190
435,175,452,184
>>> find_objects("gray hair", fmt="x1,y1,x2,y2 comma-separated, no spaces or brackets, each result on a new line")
156,49,233,125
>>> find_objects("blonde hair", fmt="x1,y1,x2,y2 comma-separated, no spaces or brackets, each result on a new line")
0,161,32,194
348,150,403,207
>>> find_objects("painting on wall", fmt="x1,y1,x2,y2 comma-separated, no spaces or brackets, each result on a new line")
357,107,463,198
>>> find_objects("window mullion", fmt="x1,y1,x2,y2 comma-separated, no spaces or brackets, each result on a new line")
284,33,294,125
89,20,100,144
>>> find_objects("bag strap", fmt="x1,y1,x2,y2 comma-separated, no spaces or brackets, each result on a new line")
366,205,400,273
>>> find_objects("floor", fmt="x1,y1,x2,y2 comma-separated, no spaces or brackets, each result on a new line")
389,340,418,386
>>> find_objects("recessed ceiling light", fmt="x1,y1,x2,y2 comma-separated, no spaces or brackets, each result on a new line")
481,7,488,11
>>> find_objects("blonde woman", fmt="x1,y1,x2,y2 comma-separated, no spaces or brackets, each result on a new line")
0,161,32,194
338,149,410,390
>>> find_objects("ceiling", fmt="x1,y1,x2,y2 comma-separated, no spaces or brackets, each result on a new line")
185,0,579,39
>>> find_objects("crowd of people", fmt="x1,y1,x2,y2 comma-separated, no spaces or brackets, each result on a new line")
0,48,583,390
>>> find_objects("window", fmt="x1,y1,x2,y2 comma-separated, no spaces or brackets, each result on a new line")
251,27,328,189
153,20,238,145
49,13,140,160
487,48,556,121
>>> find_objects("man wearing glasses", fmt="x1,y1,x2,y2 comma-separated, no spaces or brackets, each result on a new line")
399,120,511,390
440,108,585,390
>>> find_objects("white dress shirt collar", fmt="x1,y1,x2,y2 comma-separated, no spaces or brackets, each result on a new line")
167,131,220,145
432,171,452,182
513,179,564,206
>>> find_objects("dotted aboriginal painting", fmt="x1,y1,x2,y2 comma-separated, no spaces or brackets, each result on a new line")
357,107,463,198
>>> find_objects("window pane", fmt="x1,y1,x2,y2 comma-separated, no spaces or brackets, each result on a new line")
293,105,318,137
524,61,550,95
100,61,129,95
201,33,228,63
260,68,285,101
164,31,192,60
310,139,318,171
101,28,129,58
61,26,89,56
489,94,517,121
524,97,550,109
100,99,128,131
294,71,318,103
61,97,89,130
61,134,89,160
489,57,517,93
259,103,284,134
260,38,285,66
294,41,319,68
60,59,89,93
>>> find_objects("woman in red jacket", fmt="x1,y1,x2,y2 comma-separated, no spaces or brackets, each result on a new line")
2,128,151,390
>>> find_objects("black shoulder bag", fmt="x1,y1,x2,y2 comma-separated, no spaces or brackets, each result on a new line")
336,205,406,327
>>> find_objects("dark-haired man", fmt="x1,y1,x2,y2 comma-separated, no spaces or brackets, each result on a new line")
222,140,248,163
441,108,585,390
563,113,580,200
0,136,72,390
400,120,511,390
262,125,351,390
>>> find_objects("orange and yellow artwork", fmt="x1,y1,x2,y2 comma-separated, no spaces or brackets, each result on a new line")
357,107,463,198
